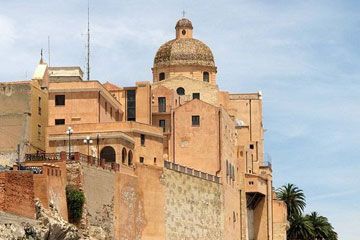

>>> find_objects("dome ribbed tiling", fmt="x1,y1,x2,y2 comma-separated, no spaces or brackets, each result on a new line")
175,18,193,29
154,38,215,68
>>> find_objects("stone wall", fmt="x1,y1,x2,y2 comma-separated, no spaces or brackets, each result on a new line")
0,171,35,219
163,168,223,240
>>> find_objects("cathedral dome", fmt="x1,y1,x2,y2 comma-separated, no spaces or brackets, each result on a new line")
154,37,215,68
153,18,215,68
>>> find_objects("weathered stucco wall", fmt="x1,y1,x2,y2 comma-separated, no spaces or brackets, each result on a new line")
136,164,166,240
82,164,116,236
0,82,31,166
163,168,223,240
114,170,146,240
273,199,288,240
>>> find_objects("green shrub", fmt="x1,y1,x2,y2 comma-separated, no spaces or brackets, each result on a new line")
66,185,85,224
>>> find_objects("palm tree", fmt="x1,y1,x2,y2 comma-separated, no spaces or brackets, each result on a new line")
276,183,306,220
306,212,338,240
287,213,314,240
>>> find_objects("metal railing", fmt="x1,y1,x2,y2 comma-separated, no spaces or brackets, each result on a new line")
25,152,120,172
164,161,220,183
25,153,61,161
261,161,272,169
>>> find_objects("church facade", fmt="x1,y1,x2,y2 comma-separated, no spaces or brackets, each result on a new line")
0,18,287,240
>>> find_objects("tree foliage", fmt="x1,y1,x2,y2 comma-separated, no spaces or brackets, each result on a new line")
276,184,338,240
66,185,85,224
276,183,306,219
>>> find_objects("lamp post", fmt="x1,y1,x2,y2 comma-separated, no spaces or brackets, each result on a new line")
66,127,73,159
83,136,93,157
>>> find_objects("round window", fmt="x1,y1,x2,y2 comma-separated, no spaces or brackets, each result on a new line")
176,87,185,95
182,30,186,35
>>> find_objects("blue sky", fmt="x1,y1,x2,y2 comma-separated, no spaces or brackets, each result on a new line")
0,0,359,238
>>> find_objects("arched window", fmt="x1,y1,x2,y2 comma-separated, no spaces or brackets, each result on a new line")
159,72,165,81
100,146,116,163
121,148,127,164
128,150,133,166
176,87,185,96
203,72,209,82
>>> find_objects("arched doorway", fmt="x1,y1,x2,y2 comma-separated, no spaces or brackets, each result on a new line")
121,147,127,164
100,146,116,163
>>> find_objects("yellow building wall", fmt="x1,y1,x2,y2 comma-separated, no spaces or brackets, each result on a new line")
29,80,48,153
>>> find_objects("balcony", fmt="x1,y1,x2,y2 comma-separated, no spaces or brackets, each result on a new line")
152,105,171,114
245,174,268,196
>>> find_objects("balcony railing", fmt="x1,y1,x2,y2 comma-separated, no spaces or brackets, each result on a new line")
152,105,171,113
25,152,120,172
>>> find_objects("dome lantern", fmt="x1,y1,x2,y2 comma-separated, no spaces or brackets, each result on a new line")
175,18,193,39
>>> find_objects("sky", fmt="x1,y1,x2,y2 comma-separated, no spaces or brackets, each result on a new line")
0,0,359,239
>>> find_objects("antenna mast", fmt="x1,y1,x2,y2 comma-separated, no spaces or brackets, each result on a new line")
86,0,90,81
48,36,51,66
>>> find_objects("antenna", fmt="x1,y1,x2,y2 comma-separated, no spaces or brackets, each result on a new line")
86,0,90,81
48,36,51,67
40,48,44,63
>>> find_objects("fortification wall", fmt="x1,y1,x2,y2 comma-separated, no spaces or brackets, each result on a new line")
82,164,115,236
135,164,166,240
114,169,146,240
33,165,68,221
273,199,288,240
163,168,223,240
0,171,35,219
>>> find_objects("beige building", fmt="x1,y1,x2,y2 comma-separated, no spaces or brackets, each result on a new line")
0,59,48,166
0,17,287,240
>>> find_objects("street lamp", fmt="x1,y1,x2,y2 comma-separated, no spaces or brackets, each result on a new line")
66,127,73,159
83,136,93,157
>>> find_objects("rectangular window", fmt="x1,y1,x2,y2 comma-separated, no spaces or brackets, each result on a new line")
159,119,166,132
38,97,42,115
55,119,65,125
192,115,200,126
226,161,229,176
140,134,145,146
37,124,41,140
140,157,144,163
192,93,200,100
110,107,113,118
105,102,108,114
127,90,136,121
158,97,166,112
55,95,65,106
